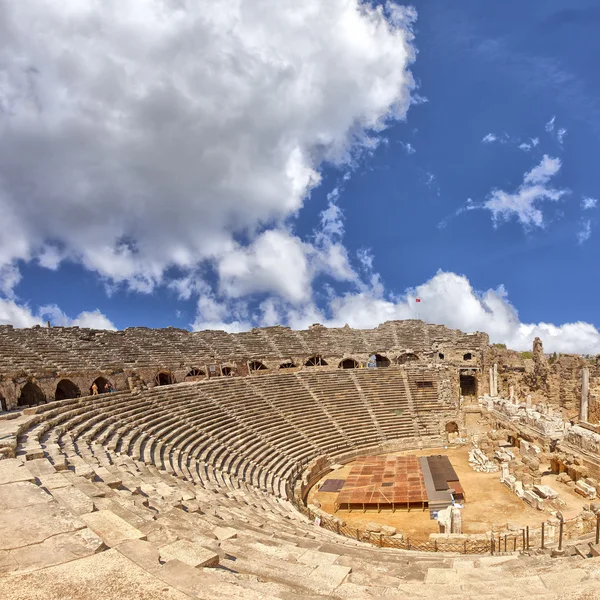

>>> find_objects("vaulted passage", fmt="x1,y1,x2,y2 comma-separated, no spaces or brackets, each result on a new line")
460,375,477,397
55,379,80,401
305,356,327,367
155,371,175,386
249,361,267,372
18,382,45,407
339,358,359,369
185,368,205,381
91,377,113,395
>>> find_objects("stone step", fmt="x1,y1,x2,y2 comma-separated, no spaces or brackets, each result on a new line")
80,510,147,547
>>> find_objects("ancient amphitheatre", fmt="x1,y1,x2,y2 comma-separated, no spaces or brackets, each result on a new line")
2,320,600,598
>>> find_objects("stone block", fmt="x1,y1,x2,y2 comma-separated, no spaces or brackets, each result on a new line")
0,459,35,485
80,510,147,547
159,539,219,568
575,480,597,500
533,484,558,499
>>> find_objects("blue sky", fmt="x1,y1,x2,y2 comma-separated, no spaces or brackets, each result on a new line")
1,1,600,352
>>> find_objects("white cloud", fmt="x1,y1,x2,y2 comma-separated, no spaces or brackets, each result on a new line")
518,137,539,152
578,220,592,245
482,133,498,143
0,299,115,330
209,270,600,354
557,128,567,145
0,299,43,328
545,116,556,132
0,0,417,296
38,305,117,330
582,197,598,210
483,155,567,228
399,141,416,154
217,230,312,304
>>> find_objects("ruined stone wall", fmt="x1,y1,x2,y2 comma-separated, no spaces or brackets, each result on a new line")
0,320,490,411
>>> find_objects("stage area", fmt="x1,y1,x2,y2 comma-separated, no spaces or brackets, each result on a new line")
308,446,587,537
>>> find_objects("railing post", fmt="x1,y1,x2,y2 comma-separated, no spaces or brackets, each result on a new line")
407,537,411,550
435,539,438,552
541,522,545,549
513,537,517,552
526,525,530,550
596,515,600,545
504,534,507,553
336,521,340,535
356,528,360,541
464,540,467,554
379,533,382,548
490,535,494,555
558,518,564,551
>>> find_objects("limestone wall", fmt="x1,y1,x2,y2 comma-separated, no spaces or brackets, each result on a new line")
0,320,489,411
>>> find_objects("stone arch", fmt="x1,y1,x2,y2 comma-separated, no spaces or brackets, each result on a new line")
91,376,114,395
185,368,205,381
221,366,234,376
305,356,327,367
445,421,460,442
18,382,45,407
279,361,296,369
445,421,459,434
373,354,390,368
155,371,175,386
55,379,80,401
339,358,359,369
397,353,419,365
248,361,267,372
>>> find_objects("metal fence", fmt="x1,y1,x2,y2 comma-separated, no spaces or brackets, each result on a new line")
290,493,600,555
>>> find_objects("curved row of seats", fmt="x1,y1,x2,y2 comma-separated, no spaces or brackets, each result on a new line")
4,373,598,597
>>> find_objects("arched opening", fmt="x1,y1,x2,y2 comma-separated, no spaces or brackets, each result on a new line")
463,352,473,361
90,376,113,395
305,356,327,367
18,382,45,407
373,354,390,368
459,374,477,396
248,361,267,372
445,421,460,443
155,371,175,386
397,353,419,365
221,366,233,376
279,361,296,369
445,421,459,434
339,358,359,369
0,393,7,412
55,379,80,401
185,368,205,381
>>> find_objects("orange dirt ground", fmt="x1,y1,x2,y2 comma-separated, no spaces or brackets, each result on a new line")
307,446,589,537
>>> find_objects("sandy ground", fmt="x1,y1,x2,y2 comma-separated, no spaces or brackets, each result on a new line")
308,446,589,536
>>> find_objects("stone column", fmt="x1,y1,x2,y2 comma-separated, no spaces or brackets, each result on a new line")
581,366,589,423
493,363,498,397
489,368,494,396
509,385,515,403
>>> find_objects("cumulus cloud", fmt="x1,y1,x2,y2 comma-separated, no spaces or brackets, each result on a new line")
204,270,600,354
483,155,567,227
0,300,115,330
578,220,592,244
518,137,539,152
482,133,498,143
0,0,417,295
582,197,598,210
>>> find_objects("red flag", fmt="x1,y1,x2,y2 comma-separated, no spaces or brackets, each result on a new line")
415,298,421,303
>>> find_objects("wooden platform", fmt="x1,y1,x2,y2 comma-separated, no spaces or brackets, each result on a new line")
334,455,427,512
